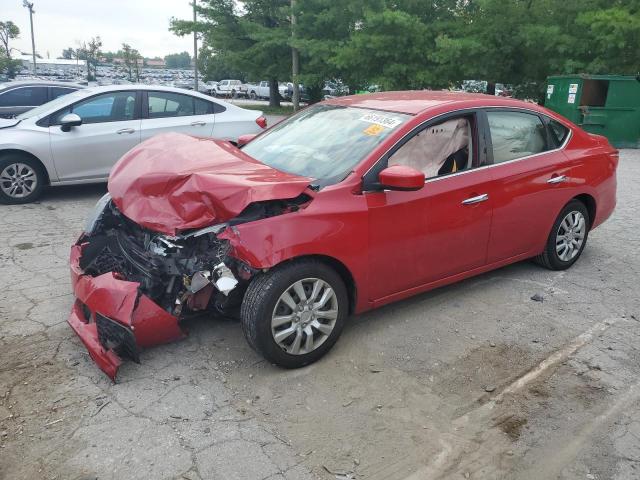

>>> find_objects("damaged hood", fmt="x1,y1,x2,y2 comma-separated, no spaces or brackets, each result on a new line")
108,132,312,235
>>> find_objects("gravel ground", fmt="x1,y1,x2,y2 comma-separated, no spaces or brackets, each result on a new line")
0,150,639,480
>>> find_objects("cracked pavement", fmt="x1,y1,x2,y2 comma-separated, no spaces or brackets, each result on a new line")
0,150,639,480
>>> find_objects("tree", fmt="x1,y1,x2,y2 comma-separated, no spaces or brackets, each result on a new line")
81,36,102,81
61,47,75,60
0,21,21,78
164,51,191,69
0,21,20,57
121,43,135,81
171,0,292,107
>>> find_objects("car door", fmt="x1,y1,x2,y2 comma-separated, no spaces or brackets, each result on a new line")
49,90,141,181
484,109,572,262
140,90,215,141
0,85,48,118
365,111,493,301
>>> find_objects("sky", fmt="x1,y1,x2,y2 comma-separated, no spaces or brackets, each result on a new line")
1,0,195,59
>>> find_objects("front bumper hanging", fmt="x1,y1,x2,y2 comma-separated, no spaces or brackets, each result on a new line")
67,244,185,381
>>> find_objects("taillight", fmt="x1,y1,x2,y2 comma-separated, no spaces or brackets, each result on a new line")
255,116,267,129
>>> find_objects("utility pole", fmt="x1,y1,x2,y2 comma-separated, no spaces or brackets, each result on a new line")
23,1,36,75
192,0,198,91
291,0,300,111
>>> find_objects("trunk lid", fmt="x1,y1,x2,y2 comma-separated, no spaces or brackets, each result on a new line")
108,132,311,236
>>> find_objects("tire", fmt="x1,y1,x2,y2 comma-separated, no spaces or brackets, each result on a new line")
0,154,46,204
249,91,257,100
231,89,237,99
535,199,590,270
241,260,348,368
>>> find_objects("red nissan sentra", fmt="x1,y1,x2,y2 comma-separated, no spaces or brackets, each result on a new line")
68,91,618,380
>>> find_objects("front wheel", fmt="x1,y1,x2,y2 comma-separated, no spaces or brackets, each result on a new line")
0,155,46,204
240,260,348,368
535,199,590,270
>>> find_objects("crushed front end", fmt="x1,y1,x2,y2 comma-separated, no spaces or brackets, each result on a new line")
68,194,253,381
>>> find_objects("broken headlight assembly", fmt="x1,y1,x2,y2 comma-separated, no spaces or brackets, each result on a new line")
84,193,112,235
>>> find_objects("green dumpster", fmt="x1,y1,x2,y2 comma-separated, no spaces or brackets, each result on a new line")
544,74,640,148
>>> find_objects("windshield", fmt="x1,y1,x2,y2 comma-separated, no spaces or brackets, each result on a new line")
242,105,410,185
15,89,87,120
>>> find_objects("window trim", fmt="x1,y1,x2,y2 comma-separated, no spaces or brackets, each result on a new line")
362,108,486,191
0,85,48,108
38,89,142,127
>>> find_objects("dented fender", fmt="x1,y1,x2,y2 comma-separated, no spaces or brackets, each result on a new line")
218,187,372,313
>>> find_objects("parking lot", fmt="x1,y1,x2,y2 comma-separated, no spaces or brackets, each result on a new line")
0,150,638,480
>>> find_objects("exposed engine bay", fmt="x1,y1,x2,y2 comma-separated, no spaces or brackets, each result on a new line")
77,193,311,320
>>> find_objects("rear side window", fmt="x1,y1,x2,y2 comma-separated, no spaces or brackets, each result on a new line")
50,86,77,100
194,98,212,115
487,111,548,163
0,86,47,107
547,118,570,148
148,92,194,118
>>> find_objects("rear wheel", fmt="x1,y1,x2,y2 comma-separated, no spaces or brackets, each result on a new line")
0,154,46,204
535,199,590,270
241,260,348,368
249,91,257,100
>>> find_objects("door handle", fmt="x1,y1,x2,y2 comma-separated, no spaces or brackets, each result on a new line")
547,175,567,184
462,193,489,205
116,128,135,134
190,121,206,126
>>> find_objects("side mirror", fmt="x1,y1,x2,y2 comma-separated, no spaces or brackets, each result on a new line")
60,113,82,132
237,134,257,147
378,165,425,191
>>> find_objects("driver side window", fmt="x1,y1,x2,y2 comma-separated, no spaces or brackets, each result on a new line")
389,117,474,179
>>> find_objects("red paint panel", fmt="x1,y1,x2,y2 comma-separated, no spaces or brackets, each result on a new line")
108,132,312,235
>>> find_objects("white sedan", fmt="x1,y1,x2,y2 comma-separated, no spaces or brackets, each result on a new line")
0,84,267,204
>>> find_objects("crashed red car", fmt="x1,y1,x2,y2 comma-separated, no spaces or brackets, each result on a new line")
68,91,618,380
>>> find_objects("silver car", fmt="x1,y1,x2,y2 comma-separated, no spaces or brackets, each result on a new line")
0,84,266,204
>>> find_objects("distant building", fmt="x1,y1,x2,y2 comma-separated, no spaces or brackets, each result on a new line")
146,58,166,68
112,57,144,66
17,54,86,72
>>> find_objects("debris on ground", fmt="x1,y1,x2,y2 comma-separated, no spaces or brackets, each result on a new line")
530,294,544,302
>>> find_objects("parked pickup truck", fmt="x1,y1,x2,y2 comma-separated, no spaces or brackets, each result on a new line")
213,79,248,98
246,81,271,100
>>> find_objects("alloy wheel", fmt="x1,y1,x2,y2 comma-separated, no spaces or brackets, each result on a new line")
271,278,339,355
0,163,38,199
556,210,586,261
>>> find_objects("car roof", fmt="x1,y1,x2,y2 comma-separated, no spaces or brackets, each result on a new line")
0,80,85,90
325,90,546,116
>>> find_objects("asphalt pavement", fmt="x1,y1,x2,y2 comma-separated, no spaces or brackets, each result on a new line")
0,151,639,480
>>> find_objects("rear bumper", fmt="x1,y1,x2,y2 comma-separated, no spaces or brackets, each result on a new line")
67,243,184,381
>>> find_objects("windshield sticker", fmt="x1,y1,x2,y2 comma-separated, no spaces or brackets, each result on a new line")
359,112,403,129
363,124,385,136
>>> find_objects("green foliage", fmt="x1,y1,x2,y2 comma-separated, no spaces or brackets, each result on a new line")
0,53,21,78
165,51,192,69
169,0,640,102
0,21,20,58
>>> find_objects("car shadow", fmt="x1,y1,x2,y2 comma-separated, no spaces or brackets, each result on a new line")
36,183,108,203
